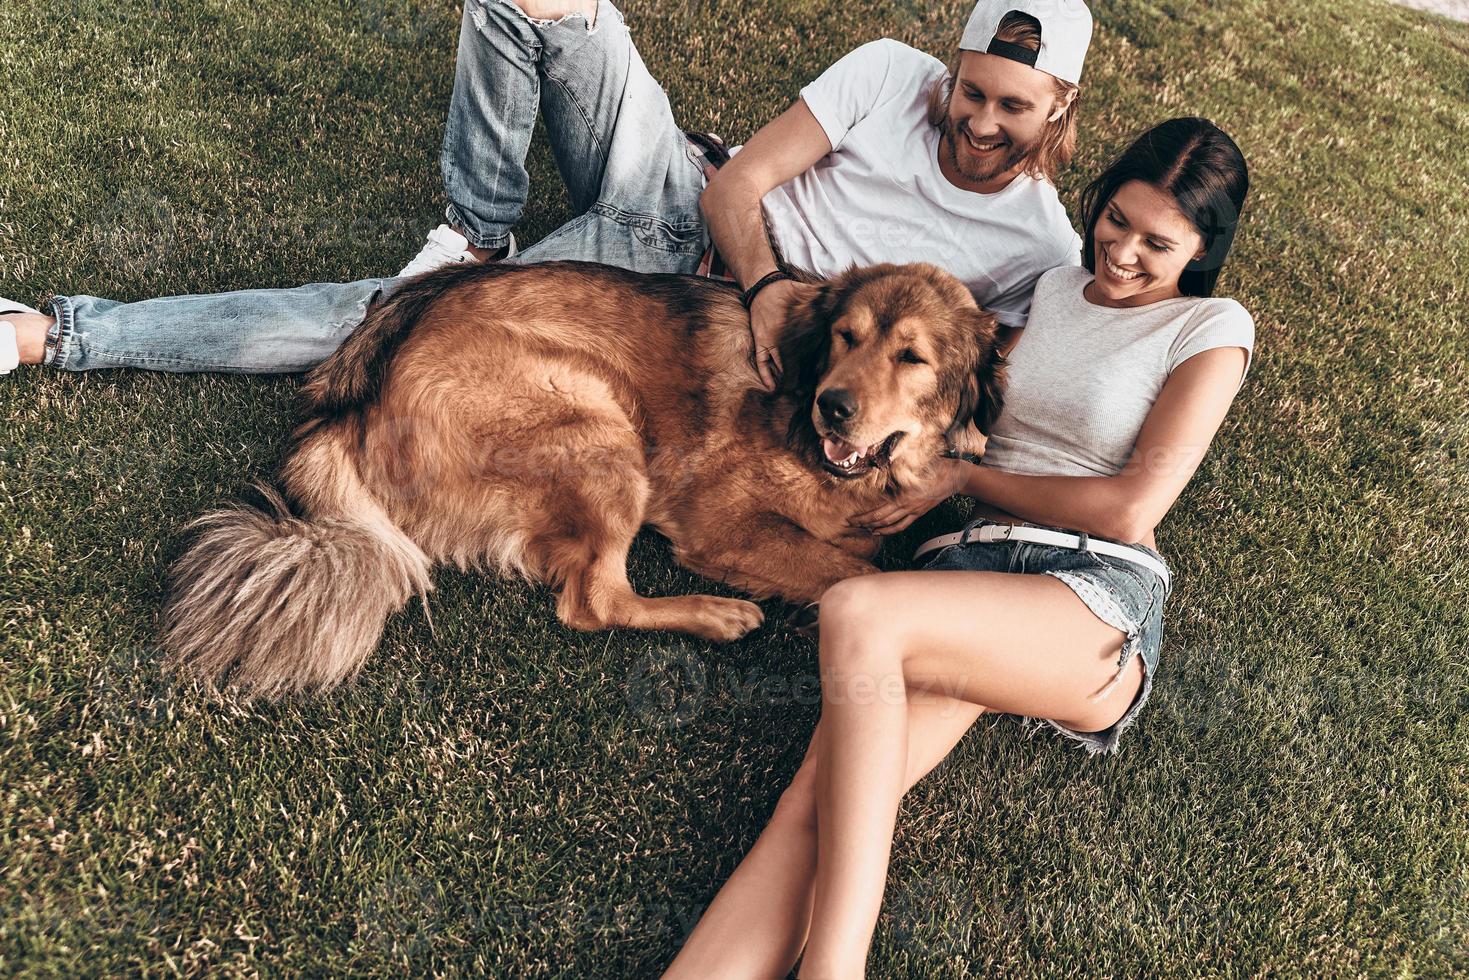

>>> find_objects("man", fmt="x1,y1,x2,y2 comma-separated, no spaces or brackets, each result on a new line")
1,0,1090,386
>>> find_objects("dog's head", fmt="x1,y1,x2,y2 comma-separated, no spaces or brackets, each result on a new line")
774,263,1007,492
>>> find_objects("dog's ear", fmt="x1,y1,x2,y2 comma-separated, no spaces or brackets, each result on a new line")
943,312,1008,454
774,283,836,397
971,342,1008,435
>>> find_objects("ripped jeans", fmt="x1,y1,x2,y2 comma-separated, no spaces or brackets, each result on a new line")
40,0,711,372
916,517,1173,756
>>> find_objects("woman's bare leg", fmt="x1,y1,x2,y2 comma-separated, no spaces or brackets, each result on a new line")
663,692,985,980
798,570,1145,978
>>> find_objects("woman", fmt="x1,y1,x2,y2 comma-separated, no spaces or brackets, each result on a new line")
664,116,1256,979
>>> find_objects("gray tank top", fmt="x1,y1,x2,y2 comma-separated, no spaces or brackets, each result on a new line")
981,265,1256,478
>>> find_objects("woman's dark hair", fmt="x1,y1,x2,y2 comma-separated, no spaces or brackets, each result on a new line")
1079,117,1249,298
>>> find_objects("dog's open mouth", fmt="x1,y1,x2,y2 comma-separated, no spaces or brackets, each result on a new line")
819,431,904,478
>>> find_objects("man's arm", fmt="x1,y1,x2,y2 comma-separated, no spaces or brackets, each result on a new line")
700,99,832,389
700,97,831,287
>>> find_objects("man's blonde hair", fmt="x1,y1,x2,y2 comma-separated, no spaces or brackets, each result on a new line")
926,11,1080,183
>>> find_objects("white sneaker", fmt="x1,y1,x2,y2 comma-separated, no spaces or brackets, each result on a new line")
0,297,41,374
0,296,41,316
396,224,517,278
0,322,19,374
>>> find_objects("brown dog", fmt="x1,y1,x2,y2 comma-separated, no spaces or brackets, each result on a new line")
160,259,1006,697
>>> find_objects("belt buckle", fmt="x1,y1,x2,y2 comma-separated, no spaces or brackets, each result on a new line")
991,522,1015,543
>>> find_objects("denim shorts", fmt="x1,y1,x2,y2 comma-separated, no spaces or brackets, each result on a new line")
915,517,1172,756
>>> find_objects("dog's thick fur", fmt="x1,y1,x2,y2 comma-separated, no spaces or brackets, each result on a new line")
161,260,1006,697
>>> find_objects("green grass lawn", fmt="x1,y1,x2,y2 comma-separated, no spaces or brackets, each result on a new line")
3,0,1467,975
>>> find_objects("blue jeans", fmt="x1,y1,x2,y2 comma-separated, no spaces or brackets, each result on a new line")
41,0,710,373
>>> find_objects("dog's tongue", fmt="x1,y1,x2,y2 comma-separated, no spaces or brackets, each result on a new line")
822,436,867,465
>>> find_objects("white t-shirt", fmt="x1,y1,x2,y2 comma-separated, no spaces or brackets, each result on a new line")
754,38,1082,328
981,265,1256,477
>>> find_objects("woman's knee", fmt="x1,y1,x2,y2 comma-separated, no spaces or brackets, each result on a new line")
817,576,889,638
817,576,909,677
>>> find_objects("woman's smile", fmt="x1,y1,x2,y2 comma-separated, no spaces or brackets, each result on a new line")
1085,180,1210,307
1100,245,1146,283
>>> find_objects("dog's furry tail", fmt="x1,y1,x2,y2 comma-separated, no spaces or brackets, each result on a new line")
160,421,432,699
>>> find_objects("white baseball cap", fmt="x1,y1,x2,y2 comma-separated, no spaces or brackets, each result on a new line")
960,0,1094,86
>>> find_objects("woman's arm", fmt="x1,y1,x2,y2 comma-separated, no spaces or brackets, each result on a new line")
853,346,1250,542
959,346,1250,543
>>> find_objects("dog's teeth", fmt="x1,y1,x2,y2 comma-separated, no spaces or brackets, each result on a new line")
824,435,882,471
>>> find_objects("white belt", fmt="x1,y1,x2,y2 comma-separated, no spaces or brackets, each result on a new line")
913,523,1171,589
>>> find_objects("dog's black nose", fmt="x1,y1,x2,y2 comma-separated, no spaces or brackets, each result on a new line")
817,388,858,423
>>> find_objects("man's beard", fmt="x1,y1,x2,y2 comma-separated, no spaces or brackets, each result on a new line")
942,116,1031,184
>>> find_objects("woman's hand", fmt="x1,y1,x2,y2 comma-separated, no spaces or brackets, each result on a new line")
848,456,970,535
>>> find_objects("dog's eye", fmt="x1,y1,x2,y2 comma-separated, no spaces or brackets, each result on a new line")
838,329,857,346
898,349,926,365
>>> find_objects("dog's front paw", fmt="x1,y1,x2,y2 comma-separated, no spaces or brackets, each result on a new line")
690,596,765,642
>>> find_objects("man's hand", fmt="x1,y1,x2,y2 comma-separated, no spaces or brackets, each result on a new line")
700,98,831,391
749,278,801,391
848,456,970,535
